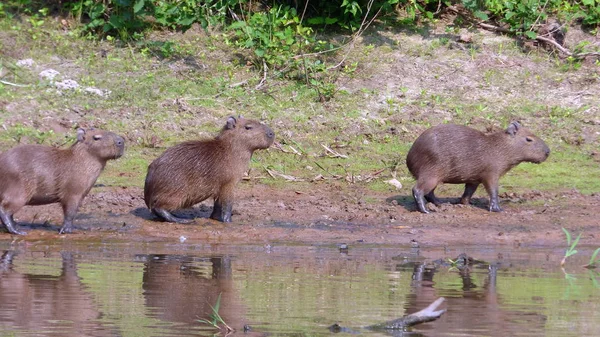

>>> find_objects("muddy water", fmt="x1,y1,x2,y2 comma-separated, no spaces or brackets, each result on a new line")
0,241,598,337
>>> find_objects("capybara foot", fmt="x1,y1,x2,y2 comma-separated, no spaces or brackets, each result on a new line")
153,208,193,224
489,205,503,212
4,224,27,236
58,225,73,234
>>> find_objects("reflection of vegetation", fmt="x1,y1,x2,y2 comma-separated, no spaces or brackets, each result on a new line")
561,227,581,266
197,293,233,334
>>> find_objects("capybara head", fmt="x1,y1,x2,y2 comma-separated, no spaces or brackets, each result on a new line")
75,128,125,160
501,121,550,164
216,116,275,151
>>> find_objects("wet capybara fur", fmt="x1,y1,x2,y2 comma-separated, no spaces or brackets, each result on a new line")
0,128,125,235
406,122,550,213
144,116,275,223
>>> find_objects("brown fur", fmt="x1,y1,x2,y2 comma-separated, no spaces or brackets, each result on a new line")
406,122,550,213
144,116,274,223
0,128,125,235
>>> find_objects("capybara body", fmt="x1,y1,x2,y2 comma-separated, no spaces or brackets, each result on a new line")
406,122,550,213
0,128,125,235
144,116,275,223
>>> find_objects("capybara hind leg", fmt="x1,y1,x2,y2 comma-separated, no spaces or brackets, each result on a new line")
482,179,502,212
0,207,26,235
413,178,438,213
412,187,430,214
460,183,479,205
153,208,193,224
424,189,441,206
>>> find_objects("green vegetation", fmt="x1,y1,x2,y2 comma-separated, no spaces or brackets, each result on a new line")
561,227,582,266
561,227,600,268
197,293,233,333
0,0,599,202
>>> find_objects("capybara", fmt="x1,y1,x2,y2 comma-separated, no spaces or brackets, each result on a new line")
144,116,275,223
406,121,550,213
0,128,125,235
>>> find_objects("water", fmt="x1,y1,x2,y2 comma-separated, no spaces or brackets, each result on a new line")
0,241,598,337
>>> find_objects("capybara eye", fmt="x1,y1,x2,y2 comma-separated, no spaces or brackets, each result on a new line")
93,135,103,140
526,137,533,142
245,125,254,130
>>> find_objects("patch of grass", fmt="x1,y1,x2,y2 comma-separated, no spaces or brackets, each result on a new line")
1,14,599,201
503,149,600,195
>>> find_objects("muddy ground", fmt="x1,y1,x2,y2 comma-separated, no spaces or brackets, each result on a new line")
2,183,599,248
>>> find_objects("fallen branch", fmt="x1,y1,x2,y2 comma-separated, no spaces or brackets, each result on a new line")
330,297,446,334
0,80,30,87
367,297,446,330
321,144,348,158
446,6,600,59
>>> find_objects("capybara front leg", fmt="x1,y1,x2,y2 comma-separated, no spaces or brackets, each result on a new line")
0,207,26,235
424,189,441,206
210,198,233,222
59,201,81,234
152,208,193,224
483,180,502,212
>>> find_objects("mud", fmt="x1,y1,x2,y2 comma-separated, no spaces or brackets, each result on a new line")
2,183,599,248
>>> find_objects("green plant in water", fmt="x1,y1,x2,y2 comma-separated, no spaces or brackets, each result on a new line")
584,247,600,269
561,227,581,266
197,293,233,333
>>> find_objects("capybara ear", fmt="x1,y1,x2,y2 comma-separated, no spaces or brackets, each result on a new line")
506,121,521,136
226,116,237,130
76,128,86,141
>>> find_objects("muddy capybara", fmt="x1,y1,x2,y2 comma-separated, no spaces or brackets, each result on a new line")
144,116,275,223
0,128,125,235
406,121,550,213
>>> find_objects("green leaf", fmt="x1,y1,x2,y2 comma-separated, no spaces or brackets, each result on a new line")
474,10,489,21
307,17,324,25
562,227,572,245
589,247,600,265
524,31,537,39
133,0,144,13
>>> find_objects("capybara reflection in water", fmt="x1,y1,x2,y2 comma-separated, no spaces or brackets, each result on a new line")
406,121,550,213
0,128,125,235
144,116,275,223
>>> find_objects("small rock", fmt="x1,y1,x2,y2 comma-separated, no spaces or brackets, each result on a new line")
39,69,60,81
55,79,80,90
16,59,35,68
84,87,111,97
458,34,473,44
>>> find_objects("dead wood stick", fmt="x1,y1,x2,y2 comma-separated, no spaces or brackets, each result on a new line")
367,297,446,330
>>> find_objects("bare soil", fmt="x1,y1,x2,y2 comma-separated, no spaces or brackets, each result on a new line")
4,183,599,248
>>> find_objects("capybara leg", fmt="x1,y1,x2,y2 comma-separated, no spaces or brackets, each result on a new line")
412,187,430,214
152,208,193,224
59,200,82,234
424,189,441,206
460,183,479,205
482,180,502,212
210,199,233,222
0,207,26,235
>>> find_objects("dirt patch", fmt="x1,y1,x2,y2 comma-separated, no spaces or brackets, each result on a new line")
3,183,599,248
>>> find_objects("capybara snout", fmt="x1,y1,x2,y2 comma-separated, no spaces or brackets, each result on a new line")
406,121,549,214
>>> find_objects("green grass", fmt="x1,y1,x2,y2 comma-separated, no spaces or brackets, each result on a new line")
1,15,599,198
